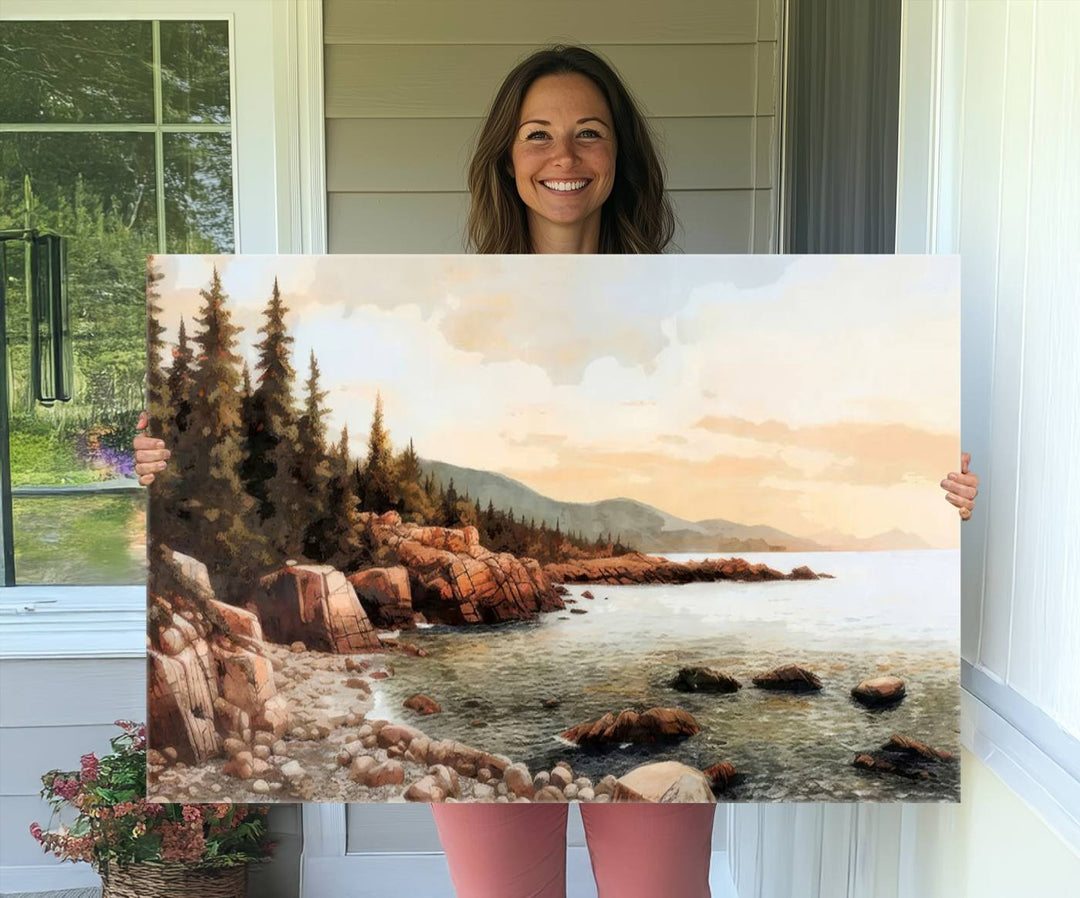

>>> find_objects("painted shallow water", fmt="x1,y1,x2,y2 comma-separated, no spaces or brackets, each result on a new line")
372,550,961,802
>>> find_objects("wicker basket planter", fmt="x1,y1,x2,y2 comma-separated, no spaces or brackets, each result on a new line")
101,862,247,898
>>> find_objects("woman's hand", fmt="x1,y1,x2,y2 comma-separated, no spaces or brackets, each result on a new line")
133,411,171,486
941,452,979,521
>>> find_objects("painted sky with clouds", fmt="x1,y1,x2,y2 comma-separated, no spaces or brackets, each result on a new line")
153,254,960,548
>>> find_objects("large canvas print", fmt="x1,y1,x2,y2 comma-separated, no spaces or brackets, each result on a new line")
145,254,960,804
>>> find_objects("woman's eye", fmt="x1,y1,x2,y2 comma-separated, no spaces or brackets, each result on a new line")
525,130,550,140
578,129,602,138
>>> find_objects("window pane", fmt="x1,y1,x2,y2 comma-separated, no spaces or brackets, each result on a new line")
0,21,154,124
164,133,235,252
2,131,154,501
1,19,235,586
0,132,158,241
160,20,232,124
12,493,147,585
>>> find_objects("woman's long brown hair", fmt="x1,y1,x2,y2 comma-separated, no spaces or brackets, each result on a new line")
466,45,676,254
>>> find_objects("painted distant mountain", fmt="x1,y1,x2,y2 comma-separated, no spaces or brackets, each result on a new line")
418,459,927,553
804,527,933,552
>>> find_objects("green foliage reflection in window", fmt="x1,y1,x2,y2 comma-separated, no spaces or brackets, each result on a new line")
0,19,234,585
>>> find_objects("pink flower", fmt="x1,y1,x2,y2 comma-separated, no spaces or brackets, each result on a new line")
29,822,43,842
80,753,100,782
160,821,206,863
52,778,80,801
181,806,202,824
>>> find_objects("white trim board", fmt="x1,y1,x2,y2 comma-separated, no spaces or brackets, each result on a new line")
962,660,1080,786
272,0,328,254
0,588,144,660
961,686,1080,853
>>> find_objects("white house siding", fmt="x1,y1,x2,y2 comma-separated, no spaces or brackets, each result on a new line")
324,0,782,254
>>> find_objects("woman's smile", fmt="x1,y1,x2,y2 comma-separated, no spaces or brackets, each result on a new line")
539,178,593,193
509,72,617,247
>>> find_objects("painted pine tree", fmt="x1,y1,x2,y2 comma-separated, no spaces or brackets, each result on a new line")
242,277,302,557
182,267,267,593
361,392,397,513
394,437,432,522
307,424,369,570
145,257,167,433
296,350,333,559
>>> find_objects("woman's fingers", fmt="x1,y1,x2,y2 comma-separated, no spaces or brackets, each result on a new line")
941,452,978,521
943,490,975,511
940,475,978,500
134,448,171,464
133,412,167,486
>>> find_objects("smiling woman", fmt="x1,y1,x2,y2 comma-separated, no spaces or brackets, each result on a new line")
509,73,617,249
466,45,674,255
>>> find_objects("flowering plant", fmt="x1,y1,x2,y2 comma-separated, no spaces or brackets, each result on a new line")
30,721,273,874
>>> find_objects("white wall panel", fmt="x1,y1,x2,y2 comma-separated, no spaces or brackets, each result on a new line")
905,0,1080,738
979,0,1036,687
1004,1,1080,730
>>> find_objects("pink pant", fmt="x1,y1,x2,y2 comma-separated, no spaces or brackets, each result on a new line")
431,803,715,898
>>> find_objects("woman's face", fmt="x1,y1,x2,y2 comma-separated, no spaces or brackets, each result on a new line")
509,73,617,233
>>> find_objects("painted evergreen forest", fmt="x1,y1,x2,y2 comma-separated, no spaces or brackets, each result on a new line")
146,262,631,598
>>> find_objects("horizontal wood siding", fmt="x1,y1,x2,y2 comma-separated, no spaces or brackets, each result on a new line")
326,44,764,118
324,0,761,45
327,116,769,192
0,658,144,870
325,0,781,254
328,188,758,253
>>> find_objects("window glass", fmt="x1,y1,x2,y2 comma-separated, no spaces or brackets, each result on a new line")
164,132,235,253
13,494,147,585
1,20,234,585
160,20,232,124
0,21,155,124
1,132,155,484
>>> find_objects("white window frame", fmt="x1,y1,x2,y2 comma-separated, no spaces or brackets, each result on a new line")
0,0,326,660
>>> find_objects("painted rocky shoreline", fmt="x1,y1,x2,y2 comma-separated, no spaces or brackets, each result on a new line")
147,512,953,803
543,553,833,586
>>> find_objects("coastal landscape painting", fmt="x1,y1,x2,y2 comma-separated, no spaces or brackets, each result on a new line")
145,254,961,804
